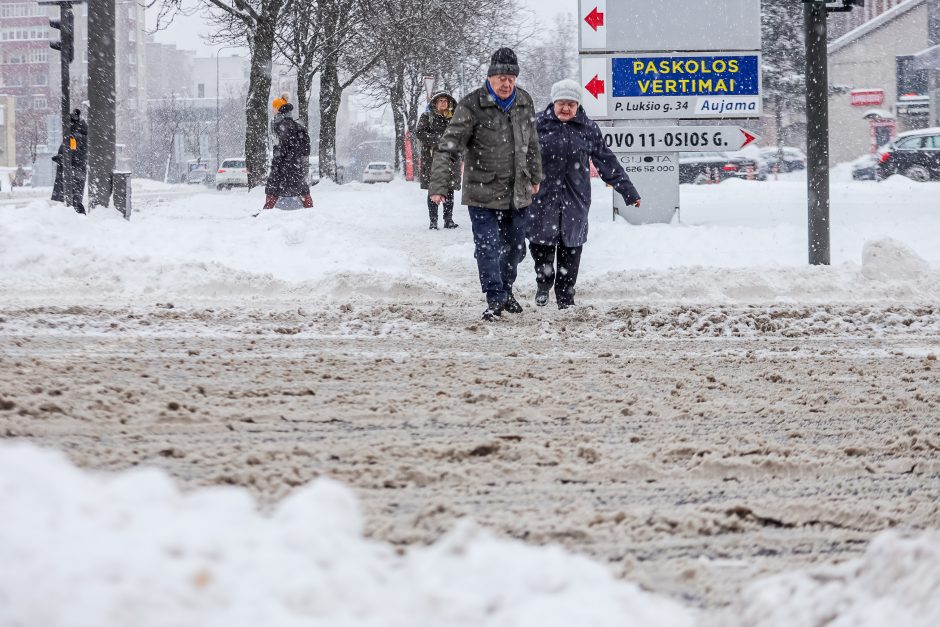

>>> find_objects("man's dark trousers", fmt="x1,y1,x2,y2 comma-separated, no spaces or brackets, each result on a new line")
468,206,526,305
529,242,584,306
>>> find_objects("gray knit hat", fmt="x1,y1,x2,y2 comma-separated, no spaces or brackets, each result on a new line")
488,47,520,77
550,79,582,105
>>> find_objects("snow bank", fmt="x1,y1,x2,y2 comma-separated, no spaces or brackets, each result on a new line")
0,442,694,627
722,531,940,627
2,177,940,306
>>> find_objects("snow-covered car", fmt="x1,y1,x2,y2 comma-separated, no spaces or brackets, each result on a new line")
186,168,209,185
850,154,879,181
877,127,940,182
216,158,249,189
362,161,394,183
759,146,807,172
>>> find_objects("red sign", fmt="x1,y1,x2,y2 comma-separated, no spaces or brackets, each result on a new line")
851,89,885,107
585,75,605,99
584,7,604,31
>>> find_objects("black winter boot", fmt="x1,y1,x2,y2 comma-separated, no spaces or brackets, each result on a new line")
535,288,549,307
428,200,439,230
504,292,523,314
482,298,504,321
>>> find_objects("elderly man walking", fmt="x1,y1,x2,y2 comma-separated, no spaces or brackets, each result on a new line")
429,47,542,321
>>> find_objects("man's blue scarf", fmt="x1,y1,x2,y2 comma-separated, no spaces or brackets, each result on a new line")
486,81,517,112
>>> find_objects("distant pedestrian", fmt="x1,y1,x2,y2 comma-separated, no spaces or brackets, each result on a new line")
415,91,460,230
262,96,313,210
51,108,88,214
527,79,641,309
429,47,542,321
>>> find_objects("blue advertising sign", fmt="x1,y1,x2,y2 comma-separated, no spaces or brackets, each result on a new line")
581,52,762,120
611,55,760,98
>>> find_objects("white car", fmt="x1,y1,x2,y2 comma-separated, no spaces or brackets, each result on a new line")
216,158,249,189
362,161,394,183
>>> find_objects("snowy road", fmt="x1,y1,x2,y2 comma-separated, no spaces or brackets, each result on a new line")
2,301,939,607
2,176,940,618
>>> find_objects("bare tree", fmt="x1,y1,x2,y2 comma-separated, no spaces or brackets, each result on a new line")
358,0,530,171
154,0,290,188
15,108,47,166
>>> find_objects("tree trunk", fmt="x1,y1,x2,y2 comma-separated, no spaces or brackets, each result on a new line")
389,67,406,172
318,58,342,181
297,63,313,129
245,15,276,189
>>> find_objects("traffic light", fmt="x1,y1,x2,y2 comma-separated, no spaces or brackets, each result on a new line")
49,6,73,63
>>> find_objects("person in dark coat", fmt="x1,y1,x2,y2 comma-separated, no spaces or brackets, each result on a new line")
51,108,88,214
414,91,460,230
262,98,313,210
429,47,542,321
527,79,641,309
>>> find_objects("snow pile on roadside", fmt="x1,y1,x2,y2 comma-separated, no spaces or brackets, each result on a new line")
3,177,940,306
0,442,694,627
720,530,940,627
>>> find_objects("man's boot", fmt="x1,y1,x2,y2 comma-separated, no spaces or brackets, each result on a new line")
443,205,458,229
262,195,278,210
300,194,314,208
428,206,439,230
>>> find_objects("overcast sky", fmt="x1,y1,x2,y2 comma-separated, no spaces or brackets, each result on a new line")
147,0,578,57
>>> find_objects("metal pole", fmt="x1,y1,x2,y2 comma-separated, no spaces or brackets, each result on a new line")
60,3,73,210
804,1,830,266
88,0,115,209
216,50,220,173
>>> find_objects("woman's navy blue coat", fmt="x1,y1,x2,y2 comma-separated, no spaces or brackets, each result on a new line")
527,104,641,247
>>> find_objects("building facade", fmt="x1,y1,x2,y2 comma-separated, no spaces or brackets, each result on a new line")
828,0,936,163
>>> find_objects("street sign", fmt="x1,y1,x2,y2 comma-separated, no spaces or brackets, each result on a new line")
612,153,679,225
581,52,762,120
579,0,761,53
850,89,885,107
599,126,759,153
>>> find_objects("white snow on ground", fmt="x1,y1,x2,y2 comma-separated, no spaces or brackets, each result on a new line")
718,531,940,627
2,442,939,627
0,442,694,627
1,172,939,306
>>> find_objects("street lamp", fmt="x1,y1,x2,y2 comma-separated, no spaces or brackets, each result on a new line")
215,45,240,173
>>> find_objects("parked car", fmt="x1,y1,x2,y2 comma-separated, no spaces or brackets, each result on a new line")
362,161,394,183
678,151,766,184
758,146,807,172
186,168,209,185
877,127,940,182
678,152,732,184
722,150,769,181
850,154,879,181
216,158,249,189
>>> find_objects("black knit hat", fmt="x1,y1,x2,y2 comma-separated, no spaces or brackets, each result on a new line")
488,47,519,77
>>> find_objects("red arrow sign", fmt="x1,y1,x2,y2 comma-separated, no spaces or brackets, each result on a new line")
584,7,605,31
740,129,757,149
585,75,605,99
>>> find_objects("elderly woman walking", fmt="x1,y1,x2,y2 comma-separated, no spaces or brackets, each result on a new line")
527,79,641,309
415,91,460,230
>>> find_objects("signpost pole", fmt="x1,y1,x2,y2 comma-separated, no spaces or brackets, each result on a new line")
804,1,831,265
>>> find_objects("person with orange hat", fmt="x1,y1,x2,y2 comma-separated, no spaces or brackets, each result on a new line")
262,94,313,210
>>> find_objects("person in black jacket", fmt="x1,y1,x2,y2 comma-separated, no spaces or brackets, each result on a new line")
527,79,641,309
262,98,313,210
51,109,88,214
415,91,460,230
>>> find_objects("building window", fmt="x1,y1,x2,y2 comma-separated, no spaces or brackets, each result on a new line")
34,74,47,86
197,84,205,98
32,96,47,109
29,49,48,64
